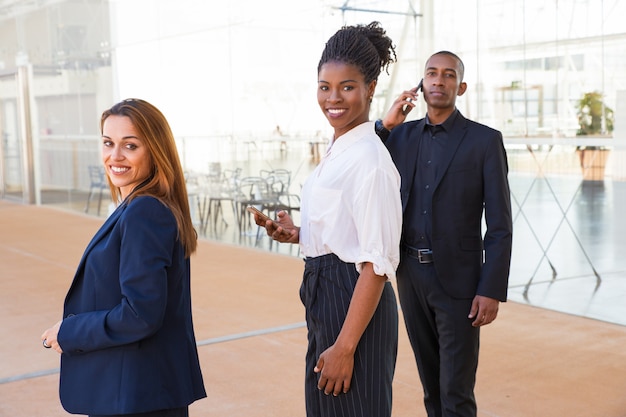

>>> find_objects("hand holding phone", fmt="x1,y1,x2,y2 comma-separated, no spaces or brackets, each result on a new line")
247,205,299,243
402,78,423,115
246,205,273,225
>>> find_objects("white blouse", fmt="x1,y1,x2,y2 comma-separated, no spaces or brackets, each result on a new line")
299,121,402,279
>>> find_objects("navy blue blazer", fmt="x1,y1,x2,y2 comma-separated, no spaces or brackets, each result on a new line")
57,196,206,415
385,111,513,301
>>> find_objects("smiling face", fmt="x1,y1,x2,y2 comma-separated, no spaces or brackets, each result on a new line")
317,61,376,139
101,115,153,200
423,53,467,114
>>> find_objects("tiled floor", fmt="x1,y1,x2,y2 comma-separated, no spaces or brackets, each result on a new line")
2,200,626,417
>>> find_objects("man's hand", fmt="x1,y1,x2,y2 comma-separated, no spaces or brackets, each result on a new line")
381,86,420,131
468,295,500,327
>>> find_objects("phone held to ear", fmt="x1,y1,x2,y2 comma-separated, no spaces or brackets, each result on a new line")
402,78,424,115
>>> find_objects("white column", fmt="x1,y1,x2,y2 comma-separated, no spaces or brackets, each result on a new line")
16,64,38,204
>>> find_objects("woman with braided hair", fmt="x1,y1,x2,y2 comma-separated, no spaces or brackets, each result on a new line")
254,22,402,417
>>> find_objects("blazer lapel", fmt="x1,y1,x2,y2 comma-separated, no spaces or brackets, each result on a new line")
65,204,126,297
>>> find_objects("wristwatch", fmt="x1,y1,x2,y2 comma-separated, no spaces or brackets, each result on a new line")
374,119,391,142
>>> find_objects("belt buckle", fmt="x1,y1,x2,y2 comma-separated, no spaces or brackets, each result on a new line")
417,249,432,264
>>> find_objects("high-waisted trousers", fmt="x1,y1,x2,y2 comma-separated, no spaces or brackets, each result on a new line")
301,253,398,417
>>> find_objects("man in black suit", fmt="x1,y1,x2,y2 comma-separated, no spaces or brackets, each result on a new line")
374,51,513,417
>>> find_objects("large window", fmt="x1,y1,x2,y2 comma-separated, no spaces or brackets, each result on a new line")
0,0,111,206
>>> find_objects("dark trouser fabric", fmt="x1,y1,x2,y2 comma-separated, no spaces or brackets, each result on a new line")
396,255,479,417
301,253,398,417
89,407,188,417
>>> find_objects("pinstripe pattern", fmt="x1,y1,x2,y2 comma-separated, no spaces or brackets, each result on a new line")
301,253,398,417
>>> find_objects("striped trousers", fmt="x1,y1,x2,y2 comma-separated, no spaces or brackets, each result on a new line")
301,253,398,417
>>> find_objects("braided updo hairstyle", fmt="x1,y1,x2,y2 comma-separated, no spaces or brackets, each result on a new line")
317,21,396,84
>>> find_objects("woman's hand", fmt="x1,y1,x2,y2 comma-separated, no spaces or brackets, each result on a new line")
313,263,387,396
41,320,63,354
254,210,299,243
314,343,355,396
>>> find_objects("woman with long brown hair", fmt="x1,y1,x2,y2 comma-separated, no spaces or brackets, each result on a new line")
41,98,206,417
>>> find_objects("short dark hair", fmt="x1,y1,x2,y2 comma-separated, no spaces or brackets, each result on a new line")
430,50,465,81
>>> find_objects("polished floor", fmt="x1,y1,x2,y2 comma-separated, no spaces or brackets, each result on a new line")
2,200,625,417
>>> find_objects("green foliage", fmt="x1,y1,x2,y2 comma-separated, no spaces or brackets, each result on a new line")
576,91,614,135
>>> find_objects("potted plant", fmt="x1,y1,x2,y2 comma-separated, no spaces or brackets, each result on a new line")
575,91,613,181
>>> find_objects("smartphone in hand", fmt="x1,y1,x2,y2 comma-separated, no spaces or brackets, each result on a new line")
246,205,295,241
246,205,272,224
402,78,423,115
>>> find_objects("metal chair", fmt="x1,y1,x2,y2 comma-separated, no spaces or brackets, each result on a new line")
85,165,108,216
263,174,300,217
202,167,241,234
260,168,292,192
233,176,279,233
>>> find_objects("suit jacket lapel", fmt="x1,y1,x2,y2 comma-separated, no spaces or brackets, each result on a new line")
400,119,426,213
433,113,468,192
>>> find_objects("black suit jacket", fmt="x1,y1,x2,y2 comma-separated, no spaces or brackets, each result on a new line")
385,111,512,301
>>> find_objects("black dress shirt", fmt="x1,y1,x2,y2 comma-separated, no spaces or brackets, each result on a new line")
402,110,459,248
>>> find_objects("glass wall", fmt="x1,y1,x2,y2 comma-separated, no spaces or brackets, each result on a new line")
431,0,625,140
3,1,624,200
422,0,624,294
0,0,111,208
1,1,623,286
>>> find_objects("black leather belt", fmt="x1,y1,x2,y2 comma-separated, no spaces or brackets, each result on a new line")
401,243,434,264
